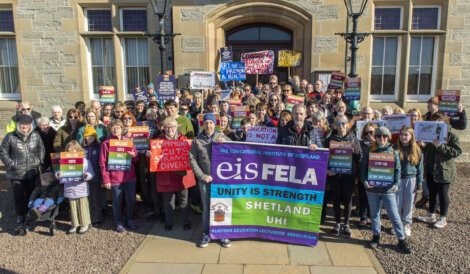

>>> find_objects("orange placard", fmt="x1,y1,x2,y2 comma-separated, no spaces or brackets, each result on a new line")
149,139,192,172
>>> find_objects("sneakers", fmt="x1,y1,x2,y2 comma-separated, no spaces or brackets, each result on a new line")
198,234,211,248
221,239,231,248
79,225,89,234
433,217,447,228
332,223,341,236
404,225,412,237
369,235,380,248
127,220,138,230
398,239,412,254
68,227,78,234
116,224,126,233
416,213,437,223
342,225,352,238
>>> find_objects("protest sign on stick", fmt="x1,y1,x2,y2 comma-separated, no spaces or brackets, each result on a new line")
286,95,305,111
99,86,115,104
220,47,233,63
59,152,84,184
149,139,192,172
156,74,176,101
108,139,133,171
327,72,345,90
241,50,275,75
131,86,148,102
344,77,361,101
190,71,215,90
230,105,250,129
220,62,246,82
414,121,448,144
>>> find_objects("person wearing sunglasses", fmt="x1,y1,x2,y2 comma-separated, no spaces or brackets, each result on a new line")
360,126,411,254
53,108,84,152
241,84,254,105
325,115,362,238
6,101,42,134
76,108,108,145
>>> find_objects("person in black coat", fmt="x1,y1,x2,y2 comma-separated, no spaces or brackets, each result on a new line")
36,117,57,171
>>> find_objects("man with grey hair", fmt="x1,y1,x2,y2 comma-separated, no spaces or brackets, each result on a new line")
49,105,65,131
276,104,317,147
6,101,42,133
91,100,102,115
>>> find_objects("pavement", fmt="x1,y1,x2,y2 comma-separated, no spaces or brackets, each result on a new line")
120,213,385,274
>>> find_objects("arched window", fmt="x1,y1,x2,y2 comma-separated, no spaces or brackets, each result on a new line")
227,25,292,42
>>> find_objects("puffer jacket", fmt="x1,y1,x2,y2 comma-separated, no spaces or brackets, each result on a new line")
59,158,93,199
423,130,461,183
190,131,230,181
0,128,45,180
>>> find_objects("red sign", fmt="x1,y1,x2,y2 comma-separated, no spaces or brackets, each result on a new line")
149,139,193,172
241,50,275,75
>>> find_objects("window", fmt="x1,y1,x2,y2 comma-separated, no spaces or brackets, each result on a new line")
86,9,112,31
121,9,147,31
412,8,440,30
124,38,149,93
89,38,115,95
374,8,402,30
371,37,399,99
407,37,436,97
0,10,20,98
0,10,14,32
227,25,292,42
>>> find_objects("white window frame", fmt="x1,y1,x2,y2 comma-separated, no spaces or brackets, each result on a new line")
372,6,404,31
86,38,116,100
370,36,402,102
406,36,439,102
84,8,112,32
0,9,21,100
119,7,147,32
411,5,441,30
121,37,150,99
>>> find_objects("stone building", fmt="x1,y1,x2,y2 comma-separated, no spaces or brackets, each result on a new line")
0,0,469,140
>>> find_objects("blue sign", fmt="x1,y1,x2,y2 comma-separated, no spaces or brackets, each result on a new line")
132,87,149,102
156,75,176,102
220,47,233,63
220,62,246,82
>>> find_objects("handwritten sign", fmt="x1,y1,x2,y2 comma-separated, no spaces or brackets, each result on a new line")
156,75,176,101
220,47,233,63
108,139,133,171
220,62,246,82
246,126,278,144
344,77,361,101
278,50,302,67
286,95,305,111
59,152,84,184
127,126,150,152
382,115,411,134
132,87,148,102
99,86,115,104
241,50,275,75
327,72,345,90
149,139,192,172
230,105,250,129
414,121,448,144
368,153,395,188
328,142,353,174
190,71,215,90
438,90,460,115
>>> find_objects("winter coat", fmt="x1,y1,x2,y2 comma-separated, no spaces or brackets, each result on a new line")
326,130,362,174
30,182,62,202
99,136,138,186
276,120,314,147
227,130,247,142
57,158,94,199
398,147,424,188
190,131,230,181
76,123,109,144
37,127,56,171
53,125,80,152
155,134,196,192
423,130,461,184
0,129,45,180
84,143,102,183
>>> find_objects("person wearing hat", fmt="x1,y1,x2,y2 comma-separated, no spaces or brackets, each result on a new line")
0,114,45,224
190,113,231,248
360,126,411,254
76,108,108,145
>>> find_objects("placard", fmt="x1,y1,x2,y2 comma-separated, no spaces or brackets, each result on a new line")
327,72,345,90
132,86,149,102
230,105,250,129
220,47,233,63
127,126,150,152
220,90,232,101
355,120,386,140
438,90,460,115
149,139,192,172
241,50,275,75
220,62,246,82
190,71,215,90
328,142,353,174
59,152,84,184
246,126,278,144
197,113,221,133
368,153,395,188
414,121,448,144
108,139,133,171
286,95,305,111
277,50,302,67
344,77,361,101
99,86,115,104
382,114,411,134
156,74,176,101
209,142,330,246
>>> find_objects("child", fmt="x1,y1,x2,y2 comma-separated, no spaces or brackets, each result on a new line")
57,140,94,234
27,172,61,221
396,127,423,236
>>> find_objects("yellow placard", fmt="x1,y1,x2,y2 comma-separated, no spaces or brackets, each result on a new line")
278,50,302,67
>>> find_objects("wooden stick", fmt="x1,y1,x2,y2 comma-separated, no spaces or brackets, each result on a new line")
288,67,291,78
256,74,259,86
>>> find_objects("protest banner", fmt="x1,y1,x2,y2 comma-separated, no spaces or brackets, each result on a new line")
286,95,305,111
99,86,115,104
220,47,233,63
344,77,361,101
328,142,353,174
156,74,176,101
438,90,460,116
355,120,386,140
382,114,411,134
108,139,133,171
246,126,278,144
228,99,242,106
220,90,232,101
277,50,302,67
209,142,330,246
197,113,221,133
241,50,275,75
220,62,246,82
414,121,448,144
368,153,395,188
190,71,215,90
127,126,150,152
51,153,60,173
149,139,192,172
131,86,148,102
59,152,84,184
327,72,345,90
230,105,250,129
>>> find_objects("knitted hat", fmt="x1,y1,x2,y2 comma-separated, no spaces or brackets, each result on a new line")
83,125,98,139
428,96,439,105
17,114,33,124
203,113,217,124
375,126,391,138
147,82,155,89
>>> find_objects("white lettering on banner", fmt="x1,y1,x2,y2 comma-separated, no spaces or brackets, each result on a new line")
246,201,311,215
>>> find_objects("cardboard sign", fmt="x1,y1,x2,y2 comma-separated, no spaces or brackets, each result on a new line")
228,99,242,106
190,71,215,90
220,62,246,82
108,139,133,171
220,90,232,101
241,50,275,75
230,105,250,129
327,72,345,90
277,50,302,67
197,113,221,133
59,152,84,184
102,116,111,126
132,87,148,102
414,121,448,144
382,115,411,134
149,139,192,172
246,126,278,144
355,120,386,140
438,90,460,115
368,153,395,188
99,86,115,104
328,142,353,174
286,95,305,111
156,74,176,101
127,126,150,152
344,77,361,101
220,47,233,63
51,153,60,173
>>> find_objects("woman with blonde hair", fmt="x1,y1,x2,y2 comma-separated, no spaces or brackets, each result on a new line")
76,108,108,144
407,108,422,128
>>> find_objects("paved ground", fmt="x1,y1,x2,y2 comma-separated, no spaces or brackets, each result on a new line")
120,213,385,274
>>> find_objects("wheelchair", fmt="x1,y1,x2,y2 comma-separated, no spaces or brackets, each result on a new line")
16,198,64,236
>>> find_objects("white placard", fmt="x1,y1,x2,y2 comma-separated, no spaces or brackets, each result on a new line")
355,120,387,140
190,71,215,90
246,126,278,144
414,121,448,144
382,115,411,134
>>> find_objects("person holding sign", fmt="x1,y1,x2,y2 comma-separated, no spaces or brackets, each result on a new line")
423,97,466,130
416,113,462,229
360,126,411,254
76,108,108,144
326,115,362,238
99,119,138,233
53,109,84,152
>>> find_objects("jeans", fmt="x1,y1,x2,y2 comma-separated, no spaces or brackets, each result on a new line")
111,181,136,225
428,180,450,217
367,191,405,240
12,178,37,217
396,178,416,225
198,180,211,235
32,198,55,210
163,190,190,226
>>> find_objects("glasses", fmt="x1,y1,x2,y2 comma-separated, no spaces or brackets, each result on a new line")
335,122,347,126
115,111,124,113
270,99,278,102
366,131,375,135
180,108,188,111
21,108,31,111
283,89,291,92
164,126,177,129
375,134,388,139
68,116,78,120
122,117,132,121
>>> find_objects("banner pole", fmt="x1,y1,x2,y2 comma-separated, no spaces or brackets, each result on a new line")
288,67,291,78
256,73,259,86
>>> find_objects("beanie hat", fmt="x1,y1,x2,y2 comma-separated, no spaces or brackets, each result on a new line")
203,113,217,124
375,126,391,138
147,82,155,89
83,125,98,139
17,114,33,124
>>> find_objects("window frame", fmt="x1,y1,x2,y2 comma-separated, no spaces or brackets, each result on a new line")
411,5,441,30
86,37,116,100
0,8,20,100
119,7,148,32
121,37,150,98
373,6,404,31
84,8,113,32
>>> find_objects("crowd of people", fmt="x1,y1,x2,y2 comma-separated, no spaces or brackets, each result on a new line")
0,74,465,253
